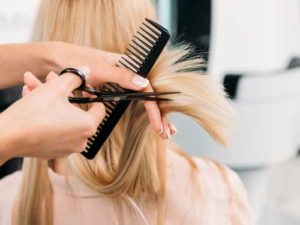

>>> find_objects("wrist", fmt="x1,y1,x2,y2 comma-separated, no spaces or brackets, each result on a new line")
27,42,64,79
50,41,76,72
39,41,68,75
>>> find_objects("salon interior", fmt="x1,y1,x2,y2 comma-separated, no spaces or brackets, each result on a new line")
1,0,300,224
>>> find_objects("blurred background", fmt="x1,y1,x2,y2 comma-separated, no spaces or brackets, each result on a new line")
0,0,300,224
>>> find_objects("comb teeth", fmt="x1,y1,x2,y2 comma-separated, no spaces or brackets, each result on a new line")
120,56,140,71
129,43,147,59
126,48,144,63
125,53,142,66
82,18,170,159
134,35,152,49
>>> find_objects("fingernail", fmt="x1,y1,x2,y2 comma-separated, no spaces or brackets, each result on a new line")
132,75,149,88
169,123,178,134
158,123,163,135
166,127,171,139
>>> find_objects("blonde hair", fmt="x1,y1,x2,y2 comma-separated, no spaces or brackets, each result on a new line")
14,0,234,225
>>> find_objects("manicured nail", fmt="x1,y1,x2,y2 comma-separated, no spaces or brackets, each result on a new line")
166,127,171,139
132,75,149,88
158,123,163,135
169,123,178,134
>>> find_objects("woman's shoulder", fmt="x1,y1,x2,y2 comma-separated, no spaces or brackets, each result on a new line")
165,148,255,225
166,147,244,192
0,170,22,225
0,170,22,196
0,170,22,193
0,170,22,200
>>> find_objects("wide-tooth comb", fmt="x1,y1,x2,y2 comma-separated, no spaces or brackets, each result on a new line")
81,18,170,159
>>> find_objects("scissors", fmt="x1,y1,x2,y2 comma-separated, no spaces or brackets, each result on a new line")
60,68,180,104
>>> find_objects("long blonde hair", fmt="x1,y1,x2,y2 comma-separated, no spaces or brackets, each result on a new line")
14,0,234,224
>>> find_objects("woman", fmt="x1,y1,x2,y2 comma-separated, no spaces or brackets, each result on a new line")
0,0,254,224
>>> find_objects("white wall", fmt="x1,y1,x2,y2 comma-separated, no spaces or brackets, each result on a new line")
209,0,300,81
0,0,41,43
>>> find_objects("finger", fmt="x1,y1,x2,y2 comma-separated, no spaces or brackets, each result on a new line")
143,84,163,135
169,121,178,135
160,116,171,139
81,91,106,126
46,71,59,82
80,89,94,109
58,67,91,94
22,85,30,97
98,51,121,65
24,72,43,90
55,73,84,94
144,101,163,134
88,65,149,91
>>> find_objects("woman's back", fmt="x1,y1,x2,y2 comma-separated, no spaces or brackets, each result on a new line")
0,146,254,225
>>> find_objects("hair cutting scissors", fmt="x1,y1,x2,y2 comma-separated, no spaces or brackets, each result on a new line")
60,68,180,104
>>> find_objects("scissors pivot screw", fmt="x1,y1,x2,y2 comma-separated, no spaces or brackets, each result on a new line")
114,97,121,101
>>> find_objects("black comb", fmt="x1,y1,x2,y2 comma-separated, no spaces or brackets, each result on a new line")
81,18,170,159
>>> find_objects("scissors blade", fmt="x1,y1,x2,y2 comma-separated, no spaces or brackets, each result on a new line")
69,91,179,103
100,91,180,97
69,97,103,103
69,96,173,103
133,97,173,101
101,97,173,102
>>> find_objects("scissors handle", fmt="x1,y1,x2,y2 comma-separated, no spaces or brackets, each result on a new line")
60,68,87,89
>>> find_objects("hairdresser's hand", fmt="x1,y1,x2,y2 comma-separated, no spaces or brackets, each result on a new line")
0,72,105,164
56,42,177,138
25,71,177,140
